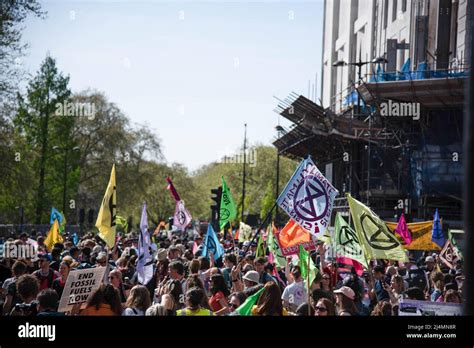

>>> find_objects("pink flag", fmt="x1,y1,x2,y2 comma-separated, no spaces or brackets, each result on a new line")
192,241,198,255
166,177,181,202
395,213,412,245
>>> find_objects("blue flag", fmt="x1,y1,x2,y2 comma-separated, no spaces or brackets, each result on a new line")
431,209,445,248
50,207,63,225
202,224,224,260
72,232,79,246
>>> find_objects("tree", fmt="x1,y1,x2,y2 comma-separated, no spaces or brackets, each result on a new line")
14,55,71,223
0,0,44,101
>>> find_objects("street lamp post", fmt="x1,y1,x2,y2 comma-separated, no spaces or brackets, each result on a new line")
333,56,387,116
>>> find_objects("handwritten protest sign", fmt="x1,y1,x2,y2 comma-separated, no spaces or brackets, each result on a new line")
58,267,106,312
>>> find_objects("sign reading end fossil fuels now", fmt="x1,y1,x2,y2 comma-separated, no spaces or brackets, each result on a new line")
58,267,106,312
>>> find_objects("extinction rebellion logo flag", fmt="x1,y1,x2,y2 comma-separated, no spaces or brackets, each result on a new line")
277,156,338,237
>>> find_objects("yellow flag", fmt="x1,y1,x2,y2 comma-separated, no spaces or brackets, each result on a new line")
45,220,63,251
347,194,408,262
95,164,117,248
385,220,441,251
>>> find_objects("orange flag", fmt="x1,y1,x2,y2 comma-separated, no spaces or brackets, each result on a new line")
278,219,311,249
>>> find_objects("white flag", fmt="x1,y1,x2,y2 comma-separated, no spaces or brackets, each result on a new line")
173,200,192,230
137,203,154,284
277,156,338,237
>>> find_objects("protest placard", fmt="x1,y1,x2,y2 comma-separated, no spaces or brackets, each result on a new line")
58,267,106,312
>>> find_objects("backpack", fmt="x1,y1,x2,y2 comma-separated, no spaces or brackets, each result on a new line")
407,268,427,290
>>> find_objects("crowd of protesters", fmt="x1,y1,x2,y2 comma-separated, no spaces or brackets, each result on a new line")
0,226,465,316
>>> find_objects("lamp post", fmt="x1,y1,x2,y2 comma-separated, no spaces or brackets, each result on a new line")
333,57,386,116
53,145,80,214
275,125,286,226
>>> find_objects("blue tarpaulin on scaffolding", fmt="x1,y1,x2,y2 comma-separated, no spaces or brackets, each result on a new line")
370,58,468,82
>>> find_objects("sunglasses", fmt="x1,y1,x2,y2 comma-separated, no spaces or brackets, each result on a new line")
230,303,238,309
314,306,327,312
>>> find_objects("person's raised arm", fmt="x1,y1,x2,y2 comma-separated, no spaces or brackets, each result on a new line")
230,263,243,292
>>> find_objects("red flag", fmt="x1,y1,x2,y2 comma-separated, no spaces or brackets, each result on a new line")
337,257,363,276
166,177,181,202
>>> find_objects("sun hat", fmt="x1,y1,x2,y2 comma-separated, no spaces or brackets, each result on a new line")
242,270,260,284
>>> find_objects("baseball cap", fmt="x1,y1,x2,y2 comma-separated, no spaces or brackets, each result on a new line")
333,286,355,300
242,270,260,284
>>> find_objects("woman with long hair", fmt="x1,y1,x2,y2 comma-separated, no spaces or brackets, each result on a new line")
123,285,151,316
209,274,230,315
314,298,336,316
52,261,70,299
251,281,288,316
80,284,123,316
334,286,358,316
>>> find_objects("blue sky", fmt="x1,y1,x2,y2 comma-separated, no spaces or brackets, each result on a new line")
22,0,324,171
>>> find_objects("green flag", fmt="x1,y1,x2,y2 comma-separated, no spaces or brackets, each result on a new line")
299,245,319,285
255,231,265,258
116,215,128,232
268,223,286,268
220,177,237,230
334,212,368,269
235,287,265,316
347,193,408,262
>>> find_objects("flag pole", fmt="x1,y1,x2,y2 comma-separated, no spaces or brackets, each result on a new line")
307,250,311,316
239,201,277,261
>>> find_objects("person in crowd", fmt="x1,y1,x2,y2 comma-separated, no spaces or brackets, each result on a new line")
281,265,307,313
251,281,287,316
321,272,333,293
242,270,260,289
444,289,462,303
80,284,123,316
49,248,62,272
314,298,336,316
145,303,168,316
228,292,247,313
370,265,389,302
32,254,61,291
208,274,230,315
156,279,184,314
371,300,392,316
36,289,64,316
2,261,27,315
334,286,358,316
430,271,445,302
108,269,127,303
176,287,213,316
52,261,70,299
254,257,276,284
123,285,151,316
404,287,426,301
9,274,40,316
168,261,187,294
222,253,237,289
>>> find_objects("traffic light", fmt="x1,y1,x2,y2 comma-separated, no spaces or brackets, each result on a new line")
210,186,222,231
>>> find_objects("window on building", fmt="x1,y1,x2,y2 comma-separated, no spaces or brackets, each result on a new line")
402,0,407,12
392,0,398,21
384,0,389,28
